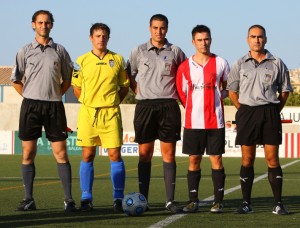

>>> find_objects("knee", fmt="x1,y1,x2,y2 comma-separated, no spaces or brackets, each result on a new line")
189,156,200,168
82,155,94,162
163,154,175,163
82,153,95,162
108,150,121,162
22,152,36,164
161,149,175,163
210,155,224,169
54,150,69,163
241,154,255,167
265,157,280,168
139,151,152,162
242,158,254,167
22,146,37,164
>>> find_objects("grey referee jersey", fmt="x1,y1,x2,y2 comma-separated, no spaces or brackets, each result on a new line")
127,39,186,100
227,50,293,106
10,38,73,101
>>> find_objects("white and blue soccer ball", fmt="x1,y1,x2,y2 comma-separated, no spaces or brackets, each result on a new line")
122,192,147,216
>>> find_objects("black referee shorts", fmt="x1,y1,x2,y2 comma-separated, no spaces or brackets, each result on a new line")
19,98,68,142
134,99,181,144
235,104,282,146
182,128,225,156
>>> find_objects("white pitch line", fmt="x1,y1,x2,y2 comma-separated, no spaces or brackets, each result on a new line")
149,159,300,228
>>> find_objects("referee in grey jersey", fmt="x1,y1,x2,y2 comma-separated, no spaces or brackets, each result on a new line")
227,24,293,215
10,10,77,212
127,14,186,213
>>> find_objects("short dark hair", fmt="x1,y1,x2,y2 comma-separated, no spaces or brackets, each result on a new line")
150,14,168,28
90,23,110,37
32,10,54,23
248,24,266,36
192,25,211,39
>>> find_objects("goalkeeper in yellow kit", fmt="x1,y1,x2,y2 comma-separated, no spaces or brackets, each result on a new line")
72,22,129,212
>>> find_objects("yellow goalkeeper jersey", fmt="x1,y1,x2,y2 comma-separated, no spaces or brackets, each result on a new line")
72,50,129,108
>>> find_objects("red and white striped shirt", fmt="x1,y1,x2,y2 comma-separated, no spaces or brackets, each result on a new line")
176,54,230,129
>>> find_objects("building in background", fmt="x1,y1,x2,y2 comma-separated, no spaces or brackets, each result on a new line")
0,66,78,103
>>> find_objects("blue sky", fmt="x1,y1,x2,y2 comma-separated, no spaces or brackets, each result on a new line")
1,0,300,69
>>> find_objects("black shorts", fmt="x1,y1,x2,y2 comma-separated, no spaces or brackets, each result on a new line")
19,98,68,142
182,128,225,156
235,104,282,145
134,99,181,143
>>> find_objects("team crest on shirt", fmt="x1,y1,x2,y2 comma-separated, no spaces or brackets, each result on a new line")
109,59,115,67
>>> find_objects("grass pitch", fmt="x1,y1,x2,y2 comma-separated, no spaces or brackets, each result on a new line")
0,155,299,227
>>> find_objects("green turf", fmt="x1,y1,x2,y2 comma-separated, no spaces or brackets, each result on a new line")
0,155,299,227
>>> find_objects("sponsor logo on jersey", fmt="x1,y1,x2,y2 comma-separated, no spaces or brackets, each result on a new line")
96,62,107,65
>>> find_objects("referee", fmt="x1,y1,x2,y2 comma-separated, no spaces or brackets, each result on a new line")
11,10,76,212
227,24,293,215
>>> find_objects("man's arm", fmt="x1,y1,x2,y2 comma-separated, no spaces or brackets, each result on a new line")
175,66,187,107
126,52,138,94
129,75,137,94
119,87,129,102
228,90,241,109
126,62,137,94
278,92,290,111
72,85,81,99
11,81,24,97
221,81,228,99
61,80,71,95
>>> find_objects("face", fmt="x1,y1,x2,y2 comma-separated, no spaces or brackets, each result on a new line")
32,13,53,38
192,32,211,55
247,27,267,52
90,29,109,52
149,20,168,44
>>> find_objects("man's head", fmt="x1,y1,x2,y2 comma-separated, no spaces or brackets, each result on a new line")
247,24,267,53
32,10,54,24
149,14,168,28
89,23,110,52
191,25,212,55
31,10,54,37
149,14,168,46
192,24,211,39
90,23,110,37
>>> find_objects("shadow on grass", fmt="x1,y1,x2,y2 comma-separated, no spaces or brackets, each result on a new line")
0,196,299,227
0,202,181,227
195,195,300,214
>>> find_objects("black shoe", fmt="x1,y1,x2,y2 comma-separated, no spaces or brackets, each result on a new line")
165,201,179,213
16,199,36,211
210,202,224,213
235,201,253,214
79,200,93,212
182,201,199,213
64,199,77,212
113,199,123,213
272,203,289,215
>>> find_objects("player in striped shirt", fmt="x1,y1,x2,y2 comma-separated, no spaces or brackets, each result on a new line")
176,24,230,213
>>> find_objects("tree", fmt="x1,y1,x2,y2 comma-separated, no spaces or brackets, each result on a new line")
285,91,300,106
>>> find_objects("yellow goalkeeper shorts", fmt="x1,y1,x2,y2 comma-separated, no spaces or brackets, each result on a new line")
76,105,123,148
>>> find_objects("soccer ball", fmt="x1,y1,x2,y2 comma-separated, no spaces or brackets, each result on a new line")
122,192,147,216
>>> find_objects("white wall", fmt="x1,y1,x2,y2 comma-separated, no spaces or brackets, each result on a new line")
1,103,299,133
